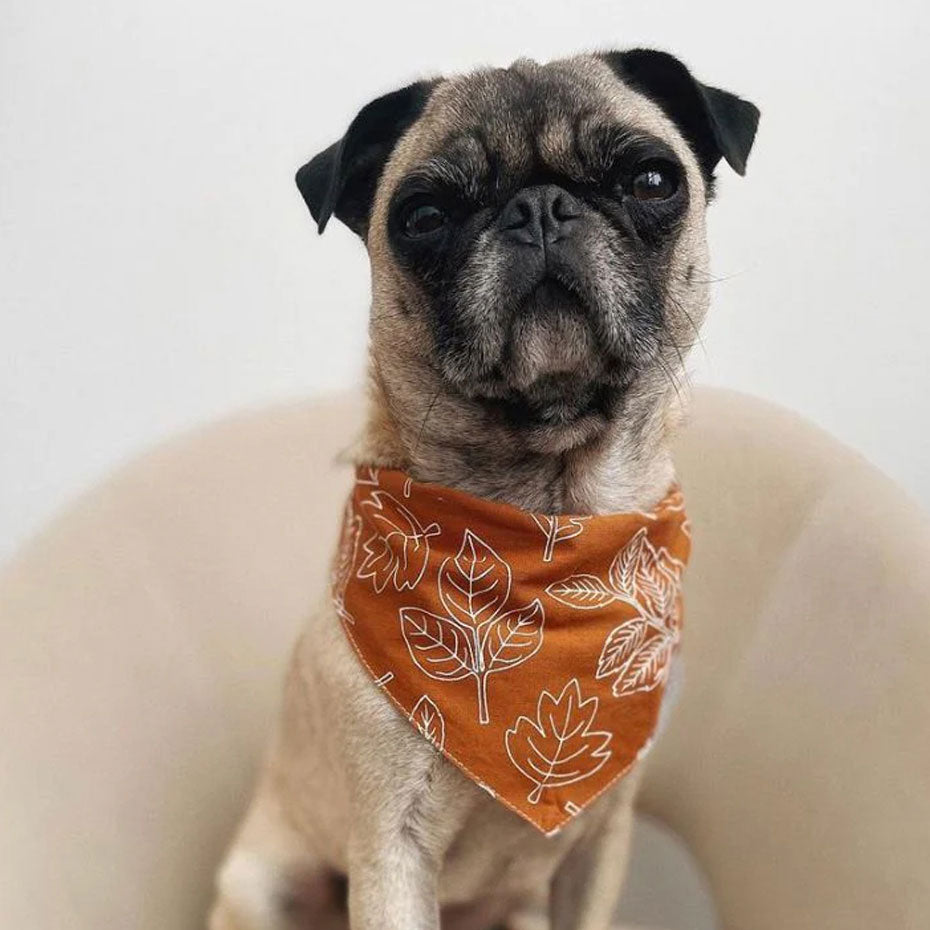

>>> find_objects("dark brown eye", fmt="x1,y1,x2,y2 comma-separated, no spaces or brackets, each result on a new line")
403,203,447,237
632,165,678,201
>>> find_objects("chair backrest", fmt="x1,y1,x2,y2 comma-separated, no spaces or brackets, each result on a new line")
650,389,930,929
1,388,927,930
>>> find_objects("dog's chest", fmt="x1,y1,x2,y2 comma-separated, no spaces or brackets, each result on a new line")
295,607,596,887
437,789,590,906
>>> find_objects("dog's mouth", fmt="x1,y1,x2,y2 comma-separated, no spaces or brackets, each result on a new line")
454,276,630,445
521,276,586,317
498,276,596,384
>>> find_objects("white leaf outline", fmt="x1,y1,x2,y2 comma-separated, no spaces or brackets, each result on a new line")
546,526,685,699
438,530,511,629
609,528,684,623
400,528,544,725
505,678,612,804
531,514,589,563
481,599,545,673
544,574,617,610
357,490,441,593
612,631,674,696
593,617,648,681
607,528,648,603
400,608,474,681
357,466,380,486
410,695,445,751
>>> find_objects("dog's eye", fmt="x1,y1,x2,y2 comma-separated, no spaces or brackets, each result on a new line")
402,203,448,238
631,165,678,201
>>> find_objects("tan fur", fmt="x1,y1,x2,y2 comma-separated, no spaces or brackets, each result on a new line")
211,52,713,930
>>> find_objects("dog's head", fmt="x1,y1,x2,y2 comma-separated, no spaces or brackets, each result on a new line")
296,50,758,466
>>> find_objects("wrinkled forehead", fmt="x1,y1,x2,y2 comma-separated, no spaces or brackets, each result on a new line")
386,55,695,190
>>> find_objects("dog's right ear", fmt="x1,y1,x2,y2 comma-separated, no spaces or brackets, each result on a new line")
296,80,436,238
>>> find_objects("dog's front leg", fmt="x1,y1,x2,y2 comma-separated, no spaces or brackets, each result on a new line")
346,717,474,930
548,774,640,930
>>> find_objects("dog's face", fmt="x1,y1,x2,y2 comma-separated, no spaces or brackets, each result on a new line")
297,51,758,462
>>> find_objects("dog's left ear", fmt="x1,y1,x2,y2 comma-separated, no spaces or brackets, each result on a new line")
603,49,760,181
295,79,436,238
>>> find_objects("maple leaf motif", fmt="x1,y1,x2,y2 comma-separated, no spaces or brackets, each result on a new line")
357,490,440,593
410,695,445,751
505,679,612,804
531,514,589,562
400,529,544,725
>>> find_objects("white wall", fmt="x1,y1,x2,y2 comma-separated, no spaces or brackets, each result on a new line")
2,0,928,562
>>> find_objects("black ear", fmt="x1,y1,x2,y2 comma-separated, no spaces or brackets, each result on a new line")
602,49,760,181
295,80,436,237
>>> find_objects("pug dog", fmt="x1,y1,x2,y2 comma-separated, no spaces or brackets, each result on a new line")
209,49,758,930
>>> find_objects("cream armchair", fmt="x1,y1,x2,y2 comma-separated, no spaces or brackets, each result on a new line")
1,388,928,930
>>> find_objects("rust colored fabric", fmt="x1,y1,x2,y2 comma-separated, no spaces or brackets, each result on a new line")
332,466,691,835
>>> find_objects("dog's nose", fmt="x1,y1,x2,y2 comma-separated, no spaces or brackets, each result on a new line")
500,185,581,248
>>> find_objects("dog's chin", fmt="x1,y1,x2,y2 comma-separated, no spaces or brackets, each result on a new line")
450,280,626,453
487,375,616,453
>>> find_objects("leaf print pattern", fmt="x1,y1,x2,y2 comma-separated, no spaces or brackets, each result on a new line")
410,695,445,751
607,527,646,601
357,490,441,593
531,514,589,562
547,527,683,619
614,630,675,696
482,600,545,672
439,530,510,628
505,679,612,804
336,466,690,835
545,574,617,610
400,608,474,680
547,526,685,698
596,618,650,680
608,528,683,623
402,530,544,725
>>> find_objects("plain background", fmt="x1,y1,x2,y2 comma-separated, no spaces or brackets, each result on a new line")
2,0,928,563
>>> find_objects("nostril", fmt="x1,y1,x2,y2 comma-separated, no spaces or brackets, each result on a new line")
503,199,533,230
550,192,581,223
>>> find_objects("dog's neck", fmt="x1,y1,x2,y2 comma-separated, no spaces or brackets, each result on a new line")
356,356,682,516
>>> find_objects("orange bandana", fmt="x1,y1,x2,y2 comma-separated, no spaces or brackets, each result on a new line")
333,466,691,835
